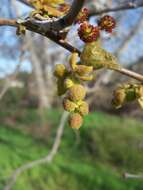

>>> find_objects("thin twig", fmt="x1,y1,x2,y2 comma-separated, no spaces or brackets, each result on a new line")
114,67,143,82
4,111,69,190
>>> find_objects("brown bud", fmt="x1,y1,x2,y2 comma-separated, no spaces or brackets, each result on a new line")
68,84,86,101
68,113,83,129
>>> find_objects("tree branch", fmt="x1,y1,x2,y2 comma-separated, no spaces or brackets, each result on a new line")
123,172,143,179
17,0,85,32
0,18,143,82
89,1,143,16
0,19,17,26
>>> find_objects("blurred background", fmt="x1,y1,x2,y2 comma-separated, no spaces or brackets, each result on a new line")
0,0,143,189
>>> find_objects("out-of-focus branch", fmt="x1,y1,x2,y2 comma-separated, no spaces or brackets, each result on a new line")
4,111,69,190
89,1,143,16
0,47,25,100
123,172,143,179
114,67,143,82
116,15,143,57
0,19,17,26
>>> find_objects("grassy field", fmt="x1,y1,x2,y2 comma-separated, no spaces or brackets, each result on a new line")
0,109,143,190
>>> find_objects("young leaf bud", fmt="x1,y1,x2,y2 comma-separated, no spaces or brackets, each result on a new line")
80,41,120,70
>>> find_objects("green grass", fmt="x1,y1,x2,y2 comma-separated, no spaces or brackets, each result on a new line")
0,109,143,190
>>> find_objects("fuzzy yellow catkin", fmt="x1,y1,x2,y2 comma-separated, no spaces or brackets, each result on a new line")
68,84,86,102
78,101,89,116
63,98,77,112
64,78,74,89
54,64,67,78
69,113,83,129
139,85,143,97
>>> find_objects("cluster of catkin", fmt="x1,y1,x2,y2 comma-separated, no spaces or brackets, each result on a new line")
54,53,94,129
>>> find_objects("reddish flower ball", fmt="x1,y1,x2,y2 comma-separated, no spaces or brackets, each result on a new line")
98,15,116,33
78,22,100,43
75,8,89,24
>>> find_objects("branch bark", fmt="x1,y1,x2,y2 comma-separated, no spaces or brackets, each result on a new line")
0,18,143,83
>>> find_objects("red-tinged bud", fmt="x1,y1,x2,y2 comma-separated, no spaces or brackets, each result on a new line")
98,15,116,33
78,22,100,43
75,8,89,24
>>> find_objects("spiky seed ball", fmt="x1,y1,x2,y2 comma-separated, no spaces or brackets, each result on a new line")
75,8,89,24
68,84,86,101
64,78,74,89
78,22,100,43
68,113,83,129
63,98,77,112
54,64,67,78
98,15,116,33
112,88,126,108
75,65,93,76
78,101,89,116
